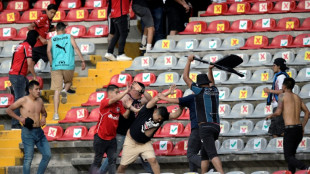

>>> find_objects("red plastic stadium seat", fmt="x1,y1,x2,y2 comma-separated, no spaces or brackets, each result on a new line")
240,35,269,49
293,0,310,12
202,20,229,34
0,1,3,12
295,170,310,174
83,0,106,9
223,2,250,15
153,141,173,156
156,122,185,138
59,108,89,123
52,10,66,22
177,109,189,120
0,94,14,108
226,19,253,33
272,170,292,174
43,126,64,141
158,89,183,104
5,1,29,11
85,8,107,21
248,18,276,32
179,21,207,35
65,25,86,38
58,0,81,10
287,33,310,48
27,76,43,89
57,126,88,141
153,127,162,138
166,105,188,120
133,73,156,86
103,74,133,88
81,125,96,140
0,11,20,24
246,1,273,14
16,10,42,23
32,0,56,10
167,140,188,156
0,27,17,40
62,9,88,22
272,17,300,31
269,1,296,13
81,24,108,38
296,17,310,30
0,77,10,91
81,91,107,106
12,27,29,40
81,107,100,122
144,89,158,98
200,3,228,16
265,34,293,49
176,123,191,137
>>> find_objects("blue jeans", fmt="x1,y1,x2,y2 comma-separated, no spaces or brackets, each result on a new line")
99,134,153,174
150,7,165,43
9,75,29,128
22,127,51,174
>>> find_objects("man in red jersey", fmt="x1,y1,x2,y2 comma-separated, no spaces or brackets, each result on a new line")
8,30,39,129
90,84,131,174
28,4,57,74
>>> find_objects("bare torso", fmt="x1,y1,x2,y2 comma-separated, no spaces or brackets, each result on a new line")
20,96,44,127
282,92,302,126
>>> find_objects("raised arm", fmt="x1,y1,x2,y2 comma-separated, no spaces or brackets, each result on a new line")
162,84,176,97
266,94,284,120
70,35,86,70
108,84,130,105
208,65,215,86
301,100,309,128
6,98,26,125
47,39,52,65
157,95,180,104
183,55,194,88
169,106,185,119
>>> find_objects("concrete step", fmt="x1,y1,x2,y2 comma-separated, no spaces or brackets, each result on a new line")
45,103,79,113
0,157,17,167
96,61,132,69
0,139,21,148
0,148,23,158
72,77,98,87
48,94,89,105
75,87,98,95
87,69,121,78
0,130,21,139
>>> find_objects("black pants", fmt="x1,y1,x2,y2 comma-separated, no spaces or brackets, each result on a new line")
284,125,308,173
108,15,129,55
187,128,201,172
90,134,117,174
32,45,48,63
199,123,220,161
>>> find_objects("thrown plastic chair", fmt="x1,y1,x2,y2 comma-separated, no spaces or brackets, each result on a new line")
248,120,271,136
236,137,268,154
269,1,296,13
57,126,88,141
299,84,310,99
58,108,89,123
200,3,228,16
202,20,229,34
265,34,293,49
126,56,154,70
272,17,300,31
247,1,273,14
225,120,254,136
148,55,177,70
218,138,244,154
85,8,107,21
81,91,107,106
150,72,180,86
247,85,272,101
171,39,199,52
77,42,95,55
80,125,96,140
226,19,253,33
0,93,14,108
0,60,11,74
148,39,176,53
248,18,276,32
296,17,310,30
258,137,284,154
223,103,253,119
217,36,245,50
133,73,156,86
240,35,268,50
81,24,108,38
194,37,222,51
245,69,274,84
173,56,201,70
223,86,253,101
43,126,64,141
296,68,310,82
195,54,224,69
179,21,207,35
218,104,231,118
222,69,251,84
81,107,99,122
290,49,310,65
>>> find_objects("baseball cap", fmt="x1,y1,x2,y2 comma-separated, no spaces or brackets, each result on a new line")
196,74,210,86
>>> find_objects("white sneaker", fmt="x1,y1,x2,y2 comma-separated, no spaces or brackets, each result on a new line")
60,90,67,104
53,113,59,120
116,54,132,61
104,53,116,61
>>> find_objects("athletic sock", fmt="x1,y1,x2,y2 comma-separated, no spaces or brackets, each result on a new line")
146,44,152,51
141,35,147,45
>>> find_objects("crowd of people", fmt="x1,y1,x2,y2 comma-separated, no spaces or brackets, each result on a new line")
3,0,310,174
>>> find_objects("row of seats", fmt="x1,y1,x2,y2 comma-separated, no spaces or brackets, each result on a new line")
148,34,310,52
180,17,310,35
0,0,107,12
200,0,310,16
127,50,310,70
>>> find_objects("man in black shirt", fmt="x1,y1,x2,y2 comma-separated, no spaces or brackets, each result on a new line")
117,85,184,174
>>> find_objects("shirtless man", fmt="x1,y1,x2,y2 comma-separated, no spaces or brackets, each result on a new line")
266,78,309,173
6,80,51,174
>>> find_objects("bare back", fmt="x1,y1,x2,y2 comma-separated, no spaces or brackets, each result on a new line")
281,92,302,126
20,96,45,127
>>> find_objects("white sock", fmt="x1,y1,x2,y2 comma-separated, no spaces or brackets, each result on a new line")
141,35,147,45
146,44,152,51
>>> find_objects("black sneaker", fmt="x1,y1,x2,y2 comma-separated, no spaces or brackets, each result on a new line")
67,88,76,94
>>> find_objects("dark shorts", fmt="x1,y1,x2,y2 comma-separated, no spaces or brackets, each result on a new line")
199,122,220,161
268,107,285,136
132,4,154,28
32,45,48,63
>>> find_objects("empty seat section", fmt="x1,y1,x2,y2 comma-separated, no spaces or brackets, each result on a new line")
265,34,293,48
171,39,199,52
133,73,156,86
236,137,268,154
269,1,296,13
249,18,276,32
66,25,87,38
58,0,82,10
240,35,268,49
272,17,300,31
5,1,29,11
153,141,173,156
200,3,228,16
202,20,229,34
57,126,88,141
248,120,271,136
148,39,176,53
247,1,273,14
85,8,108,21
16,10,42,23
226,19,252,33
0,93,14,108
179,21,207,35
104,74,133,88
150,72,179,86
126,56,154,70
43,126,64,141
58,108,89,123
81,91,107,106
224,2,250,15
